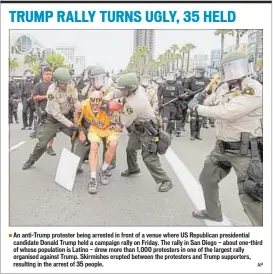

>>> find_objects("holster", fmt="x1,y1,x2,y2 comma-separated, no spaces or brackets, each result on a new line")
243,138,263,202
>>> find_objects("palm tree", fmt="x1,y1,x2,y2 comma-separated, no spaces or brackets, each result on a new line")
185,43,196,72
158,54,164,76
180,46,187,72
234,29,248,49
165,49,172,72
133,45,150,76
214,29,234,60
170,44,179,70
256,59,263,71
24,54,38,69
45,52,69,72
8,57,19,76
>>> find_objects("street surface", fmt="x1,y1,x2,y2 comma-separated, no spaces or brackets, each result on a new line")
9,105,251,227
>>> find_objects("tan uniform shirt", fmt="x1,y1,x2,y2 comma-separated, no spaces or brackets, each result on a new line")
198,78,262,142
119,89,156,128
46,83,80,127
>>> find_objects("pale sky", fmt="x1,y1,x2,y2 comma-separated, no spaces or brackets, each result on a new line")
12,29,248,72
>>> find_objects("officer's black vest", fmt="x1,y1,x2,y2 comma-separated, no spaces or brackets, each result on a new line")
189,77,208,92
162,82,179,103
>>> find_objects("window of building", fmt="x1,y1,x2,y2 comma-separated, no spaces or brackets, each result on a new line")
15,35,32,53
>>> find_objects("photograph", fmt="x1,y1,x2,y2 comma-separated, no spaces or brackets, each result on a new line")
9,29,263,227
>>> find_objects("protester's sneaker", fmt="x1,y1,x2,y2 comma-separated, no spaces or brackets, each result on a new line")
88,178,98,194
99,170,109,186
105,168,112,177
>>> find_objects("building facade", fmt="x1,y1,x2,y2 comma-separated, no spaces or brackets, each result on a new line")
247,30,263,70
74,56,86,76
55,46,76,67
9,31,46,76
9,31,72,77
133,30,155,63
192,54,209,70
210,49,221,69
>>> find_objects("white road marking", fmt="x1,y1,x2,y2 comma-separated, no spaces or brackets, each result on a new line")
165,148,232,226
10,141,26,152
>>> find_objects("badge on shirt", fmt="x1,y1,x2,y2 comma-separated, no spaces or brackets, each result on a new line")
242,86,255,95
47,93,54,100
124,104,133,115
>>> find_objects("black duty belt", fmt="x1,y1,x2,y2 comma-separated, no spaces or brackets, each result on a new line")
220,141,241,150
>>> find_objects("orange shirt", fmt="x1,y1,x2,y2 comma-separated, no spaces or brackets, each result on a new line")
80,99,114,137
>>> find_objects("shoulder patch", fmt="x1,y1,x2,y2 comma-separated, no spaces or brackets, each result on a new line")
47,93,55,100
242,86,255,96
124,104,133,115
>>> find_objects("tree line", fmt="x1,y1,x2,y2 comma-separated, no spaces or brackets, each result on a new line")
9,52,69,76
121,29,263,77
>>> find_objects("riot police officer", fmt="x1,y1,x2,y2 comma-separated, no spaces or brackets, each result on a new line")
158,72,183,137
22,68,80,170
188,51,263,226
9,78,17,123
116,73,173,192
20,70,35,130
184,67,210,140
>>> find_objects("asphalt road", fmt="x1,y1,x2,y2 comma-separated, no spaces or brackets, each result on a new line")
9,106,251,227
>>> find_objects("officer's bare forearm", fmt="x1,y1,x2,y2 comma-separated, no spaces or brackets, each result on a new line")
33,95,47,101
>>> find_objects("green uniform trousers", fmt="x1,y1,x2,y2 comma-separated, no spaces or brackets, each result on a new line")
199,140,263,226
29,120,73,162
126,129,171,184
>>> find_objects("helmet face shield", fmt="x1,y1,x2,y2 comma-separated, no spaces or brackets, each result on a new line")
140,78,150,87
91,74,106,90
220,58,248,82
193,70,204,78
166,73,176,81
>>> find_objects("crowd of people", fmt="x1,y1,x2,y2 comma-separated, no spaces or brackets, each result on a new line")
9,50,263,226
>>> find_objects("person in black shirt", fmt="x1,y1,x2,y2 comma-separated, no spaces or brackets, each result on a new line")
32,67,56,156
20,71,35,130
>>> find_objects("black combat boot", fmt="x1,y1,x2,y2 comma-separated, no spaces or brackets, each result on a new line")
121,169,141,177
196,118,203,140
29,131,37,139
47,146,56,156
158,181,173,192
176,131,181,137
190,118,197,140
22,159,35,170
192,210,223,222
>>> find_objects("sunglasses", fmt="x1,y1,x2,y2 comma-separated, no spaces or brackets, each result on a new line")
90,98,102,103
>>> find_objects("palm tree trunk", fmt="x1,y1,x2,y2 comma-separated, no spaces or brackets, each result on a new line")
220,33,225,60
181,53,185,71
186,52,190,72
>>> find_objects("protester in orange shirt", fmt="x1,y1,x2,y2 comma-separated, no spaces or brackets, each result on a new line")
74,89,122,194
